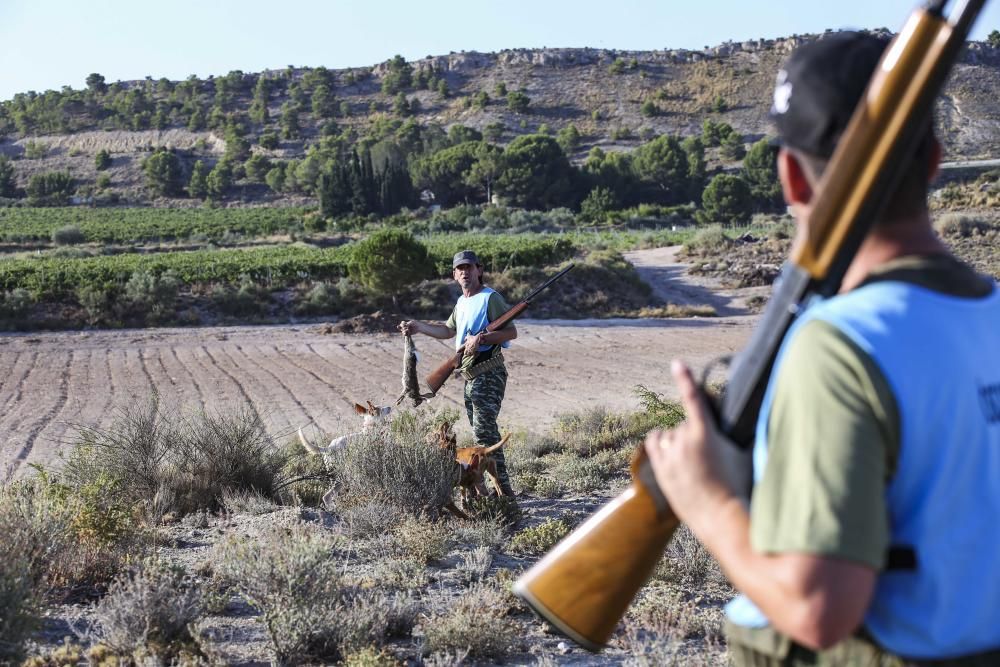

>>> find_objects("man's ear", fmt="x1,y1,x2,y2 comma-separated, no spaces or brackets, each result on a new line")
777,148,814,207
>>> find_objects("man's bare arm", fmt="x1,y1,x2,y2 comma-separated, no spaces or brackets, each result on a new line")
399,320,454,340
644,361,877,650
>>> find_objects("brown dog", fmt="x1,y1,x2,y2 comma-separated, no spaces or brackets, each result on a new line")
455,433,510,503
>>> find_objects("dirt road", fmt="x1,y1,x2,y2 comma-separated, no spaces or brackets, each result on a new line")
0,248,762,479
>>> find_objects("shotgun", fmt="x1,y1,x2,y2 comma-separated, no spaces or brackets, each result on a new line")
424,264,575,394
513,0,988,651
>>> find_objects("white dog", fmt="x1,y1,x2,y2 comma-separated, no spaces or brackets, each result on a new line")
298,401,392,507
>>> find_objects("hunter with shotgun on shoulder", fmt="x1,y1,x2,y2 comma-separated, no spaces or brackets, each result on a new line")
399,250,517,496
643,26,1000,667
514,1,999,664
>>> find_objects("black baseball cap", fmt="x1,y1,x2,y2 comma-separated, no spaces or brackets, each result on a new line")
770,32,889,159
452,250,481,268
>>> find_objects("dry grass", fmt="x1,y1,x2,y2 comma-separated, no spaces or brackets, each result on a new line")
421,582,518,659
84,559,204,663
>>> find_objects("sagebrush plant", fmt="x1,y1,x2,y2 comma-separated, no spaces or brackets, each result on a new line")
550,406,648,456
652,524,729,593
456,546,493,584
508,517,574,556
64,394,290,516
421,582,517,659
390,514,453,564
545,448,632,494
0,494,40,665
0,468,140,599
214,521,348,664
934,213,994,239
682,225,732,256
326,421,458,518
86,558,203,662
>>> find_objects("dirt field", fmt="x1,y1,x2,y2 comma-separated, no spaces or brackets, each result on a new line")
0,247,762,480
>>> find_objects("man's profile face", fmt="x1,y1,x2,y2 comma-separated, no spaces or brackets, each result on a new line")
453,262,483,290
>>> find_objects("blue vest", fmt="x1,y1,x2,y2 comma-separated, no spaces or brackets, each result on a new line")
728,281,1000,659
453,287,511,353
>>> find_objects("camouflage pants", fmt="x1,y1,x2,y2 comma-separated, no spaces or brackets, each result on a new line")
463,365,513,493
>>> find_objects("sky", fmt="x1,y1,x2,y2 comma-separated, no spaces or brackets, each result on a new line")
1,0,998,101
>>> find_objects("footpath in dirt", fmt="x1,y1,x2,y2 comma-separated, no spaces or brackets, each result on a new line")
0,247,764,479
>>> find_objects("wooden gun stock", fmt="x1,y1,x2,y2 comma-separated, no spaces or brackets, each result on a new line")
513,451,677,650
514,0,986,651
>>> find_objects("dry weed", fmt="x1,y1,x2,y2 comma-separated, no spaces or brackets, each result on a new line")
421,582,517,659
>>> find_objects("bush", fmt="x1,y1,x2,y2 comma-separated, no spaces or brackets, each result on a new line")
64,395,290,517
94,149,112,171
699,174,752,225
0,287,32,322
421,582,517,658
0,470,140,602
934,213,994,238
0,492,41,664
51,225,86,246
347,229,434,297
26,172,75,206
142,148,184,197
217,521,416,662
88,559,203,662
216,522,348,663
509,517,573,556
326,425,458,518
684,224,732,255
123,269,180,323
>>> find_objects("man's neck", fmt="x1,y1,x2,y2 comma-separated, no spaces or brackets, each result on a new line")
841,216,950,293
462,283,485,298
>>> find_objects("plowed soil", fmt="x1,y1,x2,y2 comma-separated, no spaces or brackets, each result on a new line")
1,247,762,480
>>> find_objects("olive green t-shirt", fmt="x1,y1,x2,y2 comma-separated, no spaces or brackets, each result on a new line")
444,290,510,371
750,255,994,569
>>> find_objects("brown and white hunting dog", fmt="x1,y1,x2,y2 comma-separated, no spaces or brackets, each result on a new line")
298,401,391,507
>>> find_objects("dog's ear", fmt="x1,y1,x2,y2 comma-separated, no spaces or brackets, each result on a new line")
367,400,379,415
354,403,368,415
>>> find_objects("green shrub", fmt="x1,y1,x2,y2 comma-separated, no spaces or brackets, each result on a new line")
123,269,180,323
508,517,573,556
94,149,112,171
217,521,416,662
51,225,86,246
0,494,41,664
26,172,75,206
327,428,458,518
390,515,453,565
24,140,47,160
297,281,340,315
0,470,140,602
0,287,32,321
348,229,434,296
684,224,732,254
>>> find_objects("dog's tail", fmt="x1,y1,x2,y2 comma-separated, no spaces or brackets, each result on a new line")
482,433,511,454
298,427,323,455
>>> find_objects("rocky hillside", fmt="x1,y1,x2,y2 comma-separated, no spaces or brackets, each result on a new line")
2,33,999,206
